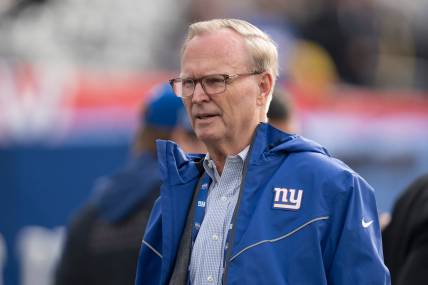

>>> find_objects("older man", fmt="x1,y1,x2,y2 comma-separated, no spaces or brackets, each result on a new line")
135,19,390,285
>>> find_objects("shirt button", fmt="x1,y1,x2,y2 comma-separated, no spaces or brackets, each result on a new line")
207,275,214,282
220,196,227,202
212,234,219,241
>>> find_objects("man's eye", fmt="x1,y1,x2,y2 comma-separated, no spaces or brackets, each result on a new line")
182,79,194,88
204,77,224,86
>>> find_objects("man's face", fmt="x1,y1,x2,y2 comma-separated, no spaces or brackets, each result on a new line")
180,29,266,150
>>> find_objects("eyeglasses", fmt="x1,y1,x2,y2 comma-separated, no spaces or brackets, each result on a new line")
169,71,263,98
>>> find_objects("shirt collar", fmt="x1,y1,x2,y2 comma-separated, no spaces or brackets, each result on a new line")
203,145,250,182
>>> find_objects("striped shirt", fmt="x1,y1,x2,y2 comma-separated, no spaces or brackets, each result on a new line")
189,146,249,285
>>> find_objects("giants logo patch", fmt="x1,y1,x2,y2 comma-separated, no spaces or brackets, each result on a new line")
272,188,303,210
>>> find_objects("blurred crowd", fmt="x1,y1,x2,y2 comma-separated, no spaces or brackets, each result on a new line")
0,0,427,89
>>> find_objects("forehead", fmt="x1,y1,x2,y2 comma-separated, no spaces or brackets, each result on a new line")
181,29,251,76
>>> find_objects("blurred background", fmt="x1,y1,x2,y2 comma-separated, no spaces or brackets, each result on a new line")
0,0,427,284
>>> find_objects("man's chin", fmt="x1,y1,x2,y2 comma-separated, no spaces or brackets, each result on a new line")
195,129,222,145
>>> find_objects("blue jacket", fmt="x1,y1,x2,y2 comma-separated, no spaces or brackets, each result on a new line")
135,123,390,285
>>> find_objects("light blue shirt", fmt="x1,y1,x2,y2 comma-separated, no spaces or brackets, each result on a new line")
189,146,249,285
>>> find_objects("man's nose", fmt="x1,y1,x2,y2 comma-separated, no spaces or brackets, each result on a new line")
192,82,209,103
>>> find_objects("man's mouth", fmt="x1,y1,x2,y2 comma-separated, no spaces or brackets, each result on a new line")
196,114,218,120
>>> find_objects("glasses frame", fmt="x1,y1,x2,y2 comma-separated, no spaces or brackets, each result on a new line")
169,71,263,98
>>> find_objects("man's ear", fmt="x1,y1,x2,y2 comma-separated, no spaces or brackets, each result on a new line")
256,72,273,106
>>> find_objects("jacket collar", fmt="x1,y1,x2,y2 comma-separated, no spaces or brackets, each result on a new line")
156,123,330,185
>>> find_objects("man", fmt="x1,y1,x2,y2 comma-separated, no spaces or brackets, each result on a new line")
135,19,390,285
55,84,199,285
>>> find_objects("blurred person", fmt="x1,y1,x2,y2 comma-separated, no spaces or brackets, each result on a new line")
288,39,338,95
135,19,389,285
172,109,206,154
382,173,428,285
0,234,4,285
54,83,201,285
267,87,299,133
291,0,379,86
1,0,49,17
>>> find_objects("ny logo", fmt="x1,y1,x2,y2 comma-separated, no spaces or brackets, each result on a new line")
272,188,303,210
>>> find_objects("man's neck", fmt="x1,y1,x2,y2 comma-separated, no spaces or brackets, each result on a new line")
205,141,250,175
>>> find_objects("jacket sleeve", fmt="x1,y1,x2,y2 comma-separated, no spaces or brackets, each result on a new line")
326,171,391,285
134,198,163,285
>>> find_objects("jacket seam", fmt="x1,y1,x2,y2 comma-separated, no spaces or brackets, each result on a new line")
229,216,330,261
142,240,163,259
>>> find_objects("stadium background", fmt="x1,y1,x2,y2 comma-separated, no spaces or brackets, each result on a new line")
0,0,427,284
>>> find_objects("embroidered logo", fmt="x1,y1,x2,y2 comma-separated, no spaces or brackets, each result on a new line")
273,187,303,210
361,218,374,228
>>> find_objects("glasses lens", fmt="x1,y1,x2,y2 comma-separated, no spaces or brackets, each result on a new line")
180,79,195,97
202,75,226,95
